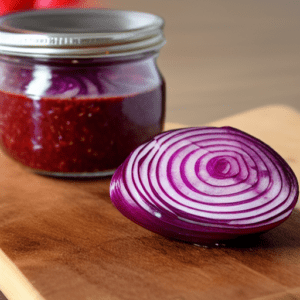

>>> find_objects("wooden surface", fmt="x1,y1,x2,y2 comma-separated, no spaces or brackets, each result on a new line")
0,105,300,300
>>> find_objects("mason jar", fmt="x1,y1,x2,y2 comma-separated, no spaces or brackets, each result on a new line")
0,9,166,177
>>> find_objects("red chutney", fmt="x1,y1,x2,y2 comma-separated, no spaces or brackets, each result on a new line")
0,9,166,176
0,86,165,175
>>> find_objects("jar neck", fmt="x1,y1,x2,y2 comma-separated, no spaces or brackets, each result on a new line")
0,50,160,67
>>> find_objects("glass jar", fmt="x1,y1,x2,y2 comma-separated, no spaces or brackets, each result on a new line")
0,9,166,177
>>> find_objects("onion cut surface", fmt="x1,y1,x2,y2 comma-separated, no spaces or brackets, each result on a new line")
110,127,299,244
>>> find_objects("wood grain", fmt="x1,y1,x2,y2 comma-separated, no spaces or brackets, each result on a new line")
0,105,300,300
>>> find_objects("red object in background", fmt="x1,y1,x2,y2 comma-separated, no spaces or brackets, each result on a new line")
0,0,35,15
0,0,94,15
33,0,82,9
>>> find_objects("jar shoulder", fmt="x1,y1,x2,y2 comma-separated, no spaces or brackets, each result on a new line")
0,54,164,99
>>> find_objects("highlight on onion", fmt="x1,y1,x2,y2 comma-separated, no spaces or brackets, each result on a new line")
109,127,299,244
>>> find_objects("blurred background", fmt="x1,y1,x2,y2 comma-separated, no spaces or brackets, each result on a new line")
1,0,300,126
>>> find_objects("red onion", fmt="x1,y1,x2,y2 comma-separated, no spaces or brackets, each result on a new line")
110,127,299,244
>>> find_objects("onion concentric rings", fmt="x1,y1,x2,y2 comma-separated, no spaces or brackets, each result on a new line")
109,127,299,244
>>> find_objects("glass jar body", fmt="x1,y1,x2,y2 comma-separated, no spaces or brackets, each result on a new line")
0,52,166,177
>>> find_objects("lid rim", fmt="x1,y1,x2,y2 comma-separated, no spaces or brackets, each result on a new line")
0,38,166,59
0,8,165,58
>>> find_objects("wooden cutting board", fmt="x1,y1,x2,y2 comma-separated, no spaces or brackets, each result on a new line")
1,105,300,300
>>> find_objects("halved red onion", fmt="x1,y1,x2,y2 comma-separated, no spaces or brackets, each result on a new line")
110,127,299,244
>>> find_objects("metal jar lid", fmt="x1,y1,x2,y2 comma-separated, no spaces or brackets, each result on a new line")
0,9,166,58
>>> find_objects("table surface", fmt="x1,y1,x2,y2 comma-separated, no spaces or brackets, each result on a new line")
1,1,300,299
1,105,300,300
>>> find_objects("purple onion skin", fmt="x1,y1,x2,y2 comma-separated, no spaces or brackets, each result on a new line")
110,127,299,245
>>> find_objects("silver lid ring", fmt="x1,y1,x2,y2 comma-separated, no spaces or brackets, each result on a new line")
0,9,166,58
